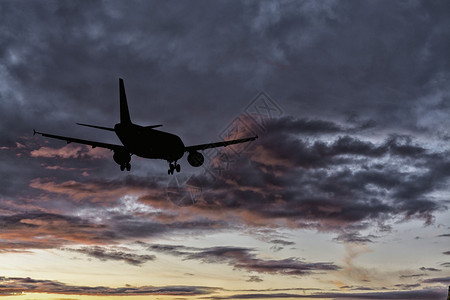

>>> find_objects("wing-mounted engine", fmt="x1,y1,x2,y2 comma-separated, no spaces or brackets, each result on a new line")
187,151,204,167
113,149,131,171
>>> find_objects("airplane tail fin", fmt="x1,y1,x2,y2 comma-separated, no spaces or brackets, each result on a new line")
119,78,132,124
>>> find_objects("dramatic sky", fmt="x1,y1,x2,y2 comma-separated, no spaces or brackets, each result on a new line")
1,1,450,299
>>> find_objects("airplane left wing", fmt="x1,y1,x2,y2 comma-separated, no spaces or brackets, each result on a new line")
33,130,126,152
184,136,258,152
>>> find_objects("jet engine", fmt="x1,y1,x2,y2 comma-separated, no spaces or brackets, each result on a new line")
187,151,204,167
113,149,131,171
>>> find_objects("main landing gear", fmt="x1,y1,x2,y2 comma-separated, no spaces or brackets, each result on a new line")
168,161,180,175
120,163,131,171
113,150,132,172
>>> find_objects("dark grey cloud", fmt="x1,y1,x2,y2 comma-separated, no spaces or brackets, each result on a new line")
66,246,155,266
399,274,427,279
1,0,449,146
265,116,346,134
269,239,295,246
422,276,450,285
0,276,216,296
208,288,448,299
419,267,441,272
1,113,446,254
144,243,339,276
333,233,378,244
394,283,421,290
181,117,448,232
0,0,448,236
246,276,263,283
269,239,295,252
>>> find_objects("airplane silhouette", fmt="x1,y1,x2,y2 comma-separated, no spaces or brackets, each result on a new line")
34,79,258,174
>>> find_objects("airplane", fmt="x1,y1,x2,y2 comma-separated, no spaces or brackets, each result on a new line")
34,78,258,174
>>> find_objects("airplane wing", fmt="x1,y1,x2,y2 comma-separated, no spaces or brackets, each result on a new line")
33,130,126,152
184,136,258,152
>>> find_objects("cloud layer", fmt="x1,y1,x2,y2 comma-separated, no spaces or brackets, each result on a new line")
1,0,450,298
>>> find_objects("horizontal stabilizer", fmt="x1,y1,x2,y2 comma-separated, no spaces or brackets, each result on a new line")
76,123,115,131
145,124,163,129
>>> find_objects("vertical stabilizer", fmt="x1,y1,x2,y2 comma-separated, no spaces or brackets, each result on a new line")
119,78,132,124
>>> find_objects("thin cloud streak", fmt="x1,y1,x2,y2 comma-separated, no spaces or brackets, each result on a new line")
144,243,339,276
0,276,217,296
64,246,156,266
208,288,447,299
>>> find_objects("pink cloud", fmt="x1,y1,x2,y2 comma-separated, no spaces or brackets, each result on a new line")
30,144,110,159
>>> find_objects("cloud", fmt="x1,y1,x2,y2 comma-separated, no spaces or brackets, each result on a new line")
0,276,217,296
0,212,117,251
269,239,295,246
183,117,449,234
145,243,339,276
0,207,227,253
4,118,445,257
0,1,449,296
399,274,427,279
422,276,450,285
0,0,448,243
333,233,378,244
30,144,110,160
65,246,156,266
208,288,448,299
264,116,346,135
246,276,263,283
394,283,421,290
419,267,441,272
339,243,374,283
269,239,295,252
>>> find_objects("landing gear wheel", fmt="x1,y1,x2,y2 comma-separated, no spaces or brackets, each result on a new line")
126,163,131,171
176,164,180,173
168,163,175,175
120,164,125,171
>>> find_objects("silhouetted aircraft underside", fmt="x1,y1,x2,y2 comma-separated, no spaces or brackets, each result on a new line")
34,79,257,174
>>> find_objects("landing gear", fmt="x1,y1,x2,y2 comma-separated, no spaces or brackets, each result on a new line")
120,163,131,172
113,150,131,172
168,162,180,175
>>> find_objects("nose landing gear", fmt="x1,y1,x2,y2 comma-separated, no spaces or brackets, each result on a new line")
168,161,180,175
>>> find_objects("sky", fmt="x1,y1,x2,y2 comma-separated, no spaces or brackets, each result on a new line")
1,0,450,299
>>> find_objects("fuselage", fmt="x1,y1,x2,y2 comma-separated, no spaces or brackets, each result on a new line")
114,123,185,162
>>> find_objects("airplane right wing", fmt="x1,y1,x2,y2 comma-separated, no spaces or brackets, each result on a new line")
33,130,126,152
184,136,258,152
